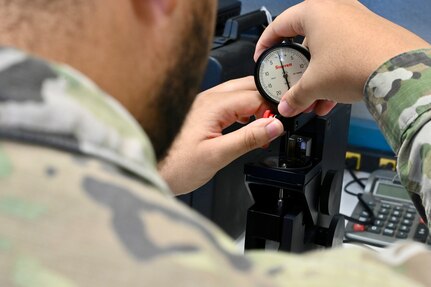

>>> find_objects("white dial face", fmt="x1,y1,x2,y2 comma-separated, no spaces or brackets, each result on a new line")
258,46,309,103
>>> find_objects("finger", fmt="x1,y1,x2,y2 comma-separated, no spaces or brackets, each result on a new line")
254,3,306,61
204,76,256,94
237,116,252,124
208,118,284,167
205,90,271,130
277,75,316,117
304,102,316,113
255,103,277,119
314,100,337,116
302,37,309,49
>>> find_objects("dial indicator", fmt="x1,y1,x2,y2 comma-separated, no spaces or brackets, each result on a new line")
255,42,310,104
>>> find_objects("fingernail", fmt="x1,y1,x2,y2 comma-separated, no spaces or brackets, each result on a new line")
265,120,284,141
279,100,295,116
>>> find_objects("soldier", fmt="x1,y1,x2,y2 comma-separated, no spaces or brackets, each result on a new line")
0,1,430,287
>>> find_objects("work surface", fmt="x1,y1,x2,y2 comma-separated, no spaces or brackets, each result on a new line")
340,170,370,218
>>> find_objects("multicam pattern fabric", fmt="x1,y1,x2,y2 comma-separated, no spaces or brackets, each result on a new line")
0,47,430,286
365,48,431,227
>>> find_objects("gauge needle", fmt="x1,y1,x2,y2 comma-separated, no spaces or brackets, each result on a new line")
277,52,291,90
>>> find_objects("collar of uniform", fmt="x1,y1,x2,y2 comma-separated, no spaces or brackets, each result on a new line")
0,47,171,195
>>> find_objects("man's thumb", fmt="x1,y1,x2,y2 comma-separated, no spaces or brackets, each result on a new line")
215,118,284,164
278,80,314,117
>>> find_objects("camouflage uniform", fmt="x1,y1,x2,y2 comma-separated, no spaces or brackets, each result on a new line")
365,49,431,226
0,47,430,286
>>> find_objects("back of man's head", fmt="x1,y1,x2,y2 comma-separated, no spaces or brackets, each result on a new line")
0,0,90,54
0,0,218,160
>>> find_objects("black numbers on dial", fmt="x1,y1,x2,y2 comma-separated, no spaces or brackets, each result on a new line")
255,43,310,105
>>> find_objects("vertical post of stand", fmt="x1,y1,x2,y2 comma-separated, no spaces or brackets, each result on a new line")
280,210,305,252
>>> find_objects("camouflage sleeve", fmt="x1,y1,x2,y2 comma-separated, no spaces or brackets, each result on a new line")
364,48,431,226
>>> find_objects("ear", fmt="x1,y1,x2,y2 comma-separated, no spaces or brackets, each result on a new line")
132,0,178,21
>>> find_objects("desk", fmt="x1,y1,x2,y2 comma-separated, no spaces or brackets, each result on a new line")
340,169,370,219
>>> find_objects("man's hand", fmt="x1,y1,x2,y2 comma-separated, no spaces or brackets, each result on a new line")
255,0,430,117
158,77,284,195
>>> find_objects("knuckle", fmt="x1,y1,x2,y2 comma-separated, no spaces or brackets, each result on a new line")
223,78,242,90
223,79,235,90
195,92,212,105
243,128,259,151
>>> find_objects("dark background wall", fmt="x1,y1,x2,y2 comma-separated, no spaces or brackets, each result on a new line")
241,0,431,42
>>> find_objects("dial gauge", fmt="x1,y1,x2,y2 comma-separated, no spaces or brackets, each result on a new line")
255,42,310,104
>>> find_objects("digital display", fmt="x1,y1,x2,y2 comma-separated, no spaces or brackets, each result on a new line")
374,182,411,201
